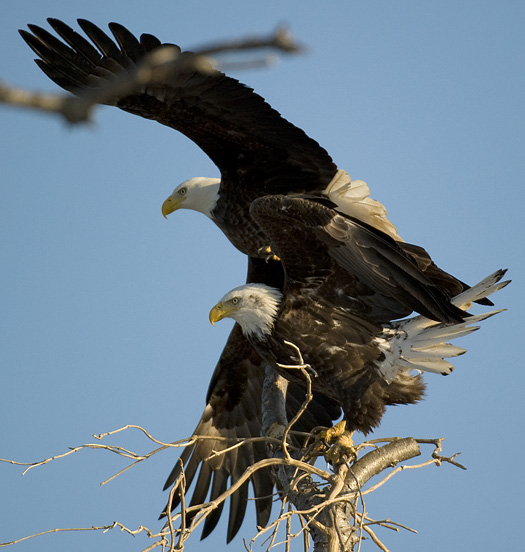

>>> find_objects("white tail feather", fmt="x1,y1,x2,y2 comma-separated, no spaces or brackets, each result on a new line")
324,170,403,241
376,270,508,382
452,269,510,309
409,344,467,357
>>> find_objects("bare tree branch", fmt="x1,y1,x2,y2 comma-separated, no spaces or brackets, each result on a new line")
194,26,303,56
1,347,465,552
0,416,463,552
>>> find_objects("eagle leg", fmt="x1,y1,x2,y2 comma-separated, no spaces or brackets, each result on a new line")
309,420,356,466
258,245,281,263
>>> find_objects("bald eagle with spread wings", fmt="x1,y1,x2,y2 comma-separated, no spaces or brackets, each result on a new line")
20,19,507,542
20,18,480,298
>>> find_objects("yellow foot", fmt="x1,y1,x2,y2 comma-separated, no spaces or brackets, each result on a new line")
258,245,281,263
310,420,356,465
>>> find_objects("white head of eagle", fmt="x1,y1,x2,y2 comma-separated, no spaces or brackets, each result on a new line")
209,284,283,339
162,177,221,219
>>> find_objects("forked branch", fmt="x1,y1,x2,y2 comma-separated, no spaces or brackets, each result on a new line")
2,346,465,552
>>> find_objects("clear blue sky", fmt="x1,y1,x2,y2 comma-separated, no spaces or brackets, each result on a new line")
1,1,523,551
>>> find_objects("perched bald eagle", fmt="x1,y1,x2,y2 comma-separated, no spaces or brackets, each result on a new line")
19,19,502,541
210,197,508,432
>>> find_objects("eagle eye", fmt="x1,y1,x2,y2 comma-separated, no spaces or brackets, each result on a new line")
231,297,239,305
178,187,187,196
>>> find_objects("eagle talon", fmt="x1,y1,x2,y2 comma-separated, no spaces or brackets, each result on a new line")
325,431,356,466
309,421,356,465
258,245,281,263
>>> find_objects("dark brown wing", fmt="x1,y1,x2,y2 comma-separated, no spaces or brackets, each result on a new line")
250,196,467,324
400,241,494,306
161,323,271,542
20,19,490,298
162,259,341,542
19,19,337,197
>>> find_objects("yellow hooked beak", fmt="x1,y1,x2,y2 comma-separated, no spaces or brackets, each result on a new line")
161,194,184,218
209,302,228,326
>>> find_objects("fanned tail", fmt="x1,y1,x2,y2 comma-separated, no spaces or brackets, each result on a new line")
377,269,509,381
